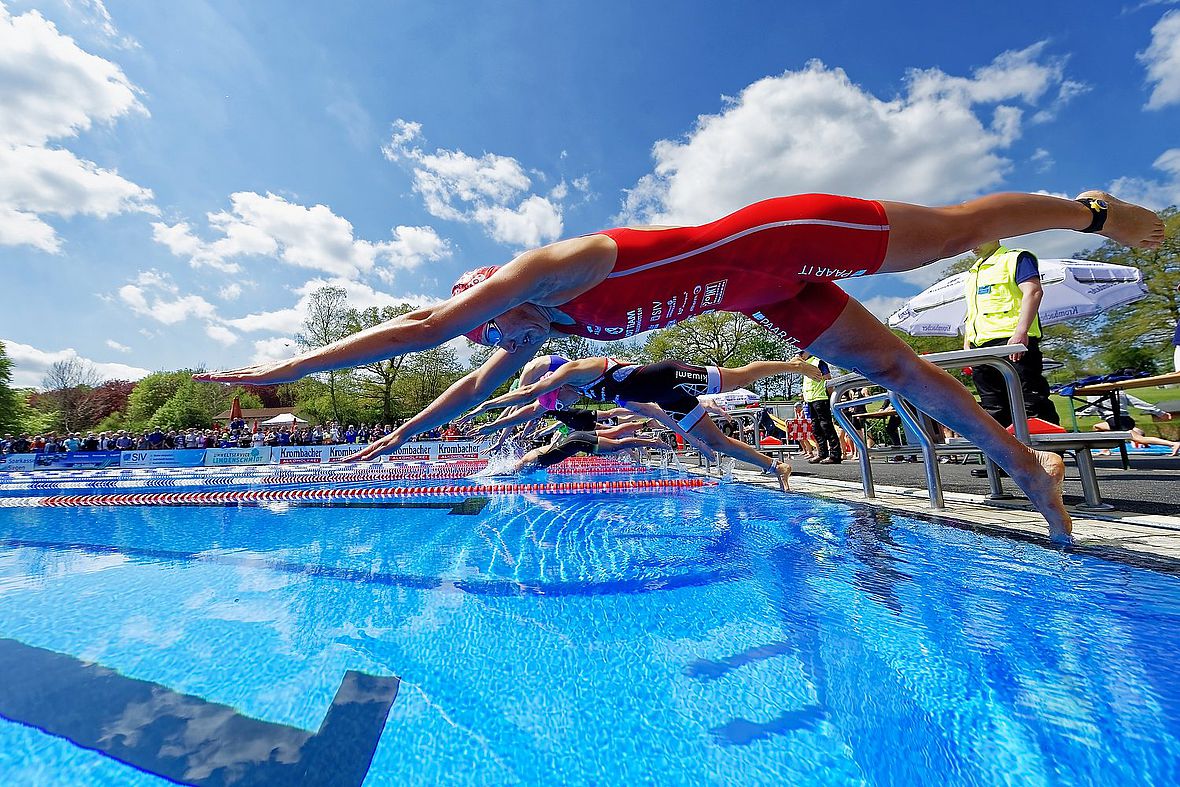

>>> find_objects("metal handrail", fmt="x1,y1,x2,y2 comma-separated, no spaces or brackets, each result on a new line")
828,344,1029,508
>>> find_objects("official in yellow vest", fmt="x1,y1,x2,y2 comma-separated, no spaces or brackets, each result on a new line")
963,241,1060,434
798,352,842,463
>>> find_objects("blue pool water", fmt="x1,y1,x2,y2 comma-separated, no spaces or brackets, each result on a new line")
1,474,1179,785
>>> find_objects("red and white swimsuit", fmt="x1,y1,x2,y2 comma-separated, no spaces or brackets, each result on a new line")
554,194,890,348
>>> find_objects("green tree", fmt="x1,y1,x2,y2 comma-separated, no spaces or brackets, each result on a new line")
40,358,102,432
296,286,360,423
353,304,413,423
1087,206,1178,369
125,371,189,428
0,341,22,433
641,313,800,397
396,346,464,415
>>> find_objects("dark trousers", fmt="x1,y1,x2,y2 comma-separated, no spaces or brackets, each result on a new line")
971,336,1059,428
807,399,842,460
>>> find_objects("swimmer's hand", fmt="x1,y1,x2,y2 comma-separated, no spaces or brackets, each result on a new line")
194,359,303,385
343,431,407,462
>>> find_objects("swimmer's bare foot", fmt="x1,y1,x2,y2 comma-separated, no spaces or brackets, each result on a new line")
1019,449,1072,544
775,461,792,492
1171,443,1180,457
1075,190,1165,249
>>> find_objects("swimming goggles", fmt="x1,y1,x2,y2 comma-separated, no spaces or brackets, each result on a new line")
483,320,503,347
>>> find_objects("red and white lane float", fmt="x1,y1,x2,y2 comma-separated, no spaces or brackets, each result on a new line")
0,457,652,493
0,477,712,508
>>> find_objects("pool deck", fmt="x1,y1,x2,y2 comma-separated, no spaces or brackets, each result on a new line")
693,456,1180,572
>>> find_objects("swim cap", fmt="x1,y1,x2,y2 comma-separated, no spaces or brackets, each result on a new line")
535,359,570,410
451,266,500,296
452,266,503,344
537,389,560,411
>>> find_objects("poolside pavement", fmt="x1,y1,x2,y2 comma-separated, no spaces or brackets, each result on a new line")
693,454,1180,573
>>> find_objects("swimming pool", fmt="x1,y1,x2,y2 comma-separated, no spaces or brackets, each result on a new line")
1,469,1178,785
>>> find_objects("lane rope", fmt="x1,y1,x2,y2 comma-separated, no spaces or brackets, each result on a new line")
0,478,712,508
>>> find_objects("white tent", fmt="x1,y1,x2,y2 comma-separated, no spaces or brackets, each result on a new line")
699,388,761,410
259,412,307,426
887,258,1147,337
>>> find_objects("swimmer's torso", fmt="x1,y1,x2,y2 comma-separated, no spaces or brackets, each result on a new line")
553,195,889,340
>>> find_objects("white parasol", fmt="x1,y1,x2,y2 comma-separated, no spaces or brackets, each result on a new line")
699,388,761,409
887,258,1147,337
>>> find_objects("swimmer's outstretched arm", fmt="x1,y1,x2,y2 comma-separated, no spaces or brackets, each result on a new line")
347,347,537,461
475,401,548,435
195,239,613,385
465,358,609,419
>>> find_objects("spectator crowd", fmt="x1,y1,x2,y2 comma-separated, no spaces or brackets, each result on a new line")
1,420,469,456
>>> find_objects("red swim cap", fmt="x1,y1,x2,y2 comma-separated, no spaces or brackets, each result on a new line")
451,266,500,296
452,266,502,344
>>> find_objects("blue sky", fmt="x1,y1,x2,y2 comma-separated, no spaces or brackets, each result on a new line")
2,0,1179,387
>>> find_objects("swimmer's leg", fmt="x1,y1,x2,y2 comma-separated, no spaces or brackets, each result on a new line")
808,297,1072,542
597,435,671,453
720,359,824,388
687,416,792,491
878,193,1163,273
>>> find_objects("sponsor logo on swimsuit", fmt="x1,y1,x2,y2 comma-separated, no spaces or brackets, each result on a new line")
799,265,867,279
701,280,726,307
749,310,802,346
625,307,644,335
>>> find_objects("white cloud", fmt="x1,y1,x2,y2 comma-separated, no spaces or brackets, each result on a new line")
383,120,568,247
860,295,910,322
250,336,298,364
0,3,153,252
1140,9,1180,109
618,44,1077,225
204,323,237,346
152,191,448,277
225,306,303,336
1030,148,1054,173
1108,147,1180,209
117,269,220,325
57,0,138,49
105,339,129,352
2,337,149,388
218,282,243,301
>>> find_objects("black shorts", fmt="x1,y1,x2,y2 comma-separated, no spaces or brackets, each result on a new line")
614,361,722,430
535,431,599,467
547,409,598,432
1105,415,1136,431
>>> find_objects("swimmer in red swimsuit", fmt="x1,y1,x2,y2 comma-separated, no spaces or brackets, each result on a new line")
199,189,1166,542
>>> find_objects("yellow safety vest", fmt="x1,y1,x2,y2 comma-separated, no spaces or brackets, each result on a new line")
801,356,829,403
963,246,1041,345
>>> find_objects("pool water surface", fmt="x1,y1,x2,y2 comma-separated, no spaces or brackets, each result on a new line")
1,474,1178,785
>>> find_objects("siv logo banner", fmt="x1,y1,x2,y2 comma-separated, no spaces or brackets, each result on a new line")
121,450,207,468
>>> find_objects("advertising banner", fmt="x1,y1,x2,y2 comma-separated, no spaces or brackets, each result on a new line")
121,450,207,468
435,441,484,462
204,447,273,467
382,442,434,462
275,446,331,464
33,451,122,470
0,453,37,471
382,440,486,462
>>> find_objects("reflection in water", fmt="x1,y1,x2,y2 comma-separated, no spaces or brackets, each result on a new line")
0,637,397,786
710,705,827,746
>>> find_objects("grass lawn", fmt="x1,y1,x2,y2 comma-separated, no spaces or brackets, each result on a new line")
1052,383,1180,440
